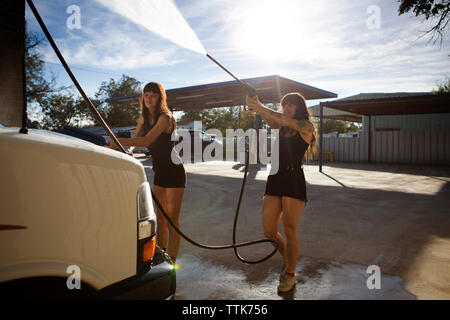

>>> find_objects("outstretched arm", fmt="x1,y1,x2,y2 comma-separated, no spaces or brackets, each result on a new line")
246,96,314,135
133,115,145,138
108,114,170,148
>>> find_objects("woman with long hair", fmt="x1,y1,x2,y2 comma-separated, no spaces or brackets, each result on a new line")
108,82,186,262
246,92,316,292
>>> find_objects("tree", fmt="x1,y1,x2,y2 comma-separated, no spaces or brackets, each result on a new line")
433,77,450,93
398,0,450,43
25,29,140,130
25,28,78,128
25,28,69,124
179,109,204,123
94,75,142,127
179,106,256,135
318,119,361,134
25,31,55,105
181,103,340,135
40,93,88,131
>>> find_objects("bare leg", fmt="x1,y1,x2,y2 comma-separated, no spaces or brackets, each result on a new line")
262,195,287,263
165,187,185,260
153,185,168,250
281,197,304,274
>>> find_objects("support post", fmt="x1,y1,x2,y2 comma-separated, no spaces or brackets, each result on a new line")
368,115,372,163
0,0,26,128
319,103,324,172
255,114,262,164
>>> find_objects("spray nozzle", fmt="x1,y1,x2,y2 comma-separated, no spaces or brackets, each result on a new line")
243,82,257,97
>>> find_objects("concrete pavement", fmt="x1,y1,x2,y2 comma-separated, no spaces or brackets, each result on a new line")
138,156,450,300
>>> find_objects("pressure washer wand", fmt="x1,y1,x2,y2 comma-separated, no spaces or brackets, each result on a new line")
206,54,257,97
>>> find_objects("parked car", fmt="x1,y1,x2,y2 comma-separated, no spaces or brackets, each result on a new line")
0,126,176,299
176,129,223,161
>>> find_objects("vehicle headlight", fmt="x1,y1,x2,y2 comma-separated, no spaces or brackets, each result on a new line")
137,182,156,238
136,182,157,272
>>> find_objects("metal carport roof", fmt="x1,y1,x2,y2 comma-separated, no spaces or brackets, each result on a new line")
309,104,362,122
106,75,337,110
320,93,450,116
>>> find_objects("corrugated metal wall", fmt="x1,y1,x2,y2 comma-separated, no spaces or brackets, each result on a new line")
363,114,450,131
321,131,450,165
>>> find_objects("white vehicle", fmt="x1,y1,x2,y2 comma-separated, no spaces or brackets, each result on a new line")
0,127,176,299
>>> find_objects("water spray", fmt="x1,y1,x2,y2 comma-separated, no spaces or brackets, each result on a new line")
27,0,278,266
96,1,258,98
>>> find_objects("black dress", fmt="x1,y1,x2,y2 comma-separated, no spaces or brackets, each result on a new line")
141,114,186,188
264,130,309,203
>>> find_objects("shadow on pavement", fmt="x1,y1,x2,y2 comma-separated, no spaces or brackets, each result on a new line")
139,159,450,299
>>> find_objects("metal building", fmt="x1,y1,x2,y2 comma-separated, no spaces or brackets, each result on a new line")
317,92,450,167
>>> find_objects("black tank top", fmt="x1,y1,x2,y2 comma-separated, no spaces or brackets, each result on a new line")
277,129,310,169
141,114,183,172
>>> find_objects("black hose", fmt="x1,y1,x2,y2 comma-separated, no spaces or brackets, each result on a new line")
151,145,279,264
232,140,278,264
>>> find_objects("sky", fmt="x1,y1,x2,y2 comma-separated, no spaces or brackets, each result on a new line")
26,0,450,112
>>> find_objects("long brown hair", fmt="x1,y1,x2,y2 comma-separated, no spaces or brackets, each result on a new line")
139,82,176,134
280,93,317,158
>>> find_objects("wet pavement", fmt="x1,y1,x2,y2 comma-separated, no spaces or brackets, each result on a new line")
138,155,450,300
175,254,414,300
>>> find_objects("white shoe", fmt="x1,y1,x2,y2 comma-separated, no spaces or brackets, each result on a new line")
278,274,296,292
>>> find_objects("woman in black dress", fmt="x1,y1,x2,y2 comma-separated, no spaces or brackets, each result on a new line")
108,82,186,262
246,93,316,292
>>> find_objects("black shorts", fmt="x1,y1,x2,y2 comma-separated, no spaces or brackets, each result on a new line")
153,165,186,188
264,169,307,203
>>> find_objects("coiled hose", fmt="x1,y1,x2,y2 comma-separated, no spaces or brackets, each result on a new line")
150,143,279,264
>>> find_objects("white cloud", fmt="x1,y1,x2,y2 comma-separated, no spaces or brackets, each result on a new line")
35,0,185,70
40,36,181,70
210,0,450,96
28,0,450,97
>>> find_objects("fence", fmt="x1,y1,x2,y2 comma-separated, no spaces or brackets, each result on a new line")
320,130,450,165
